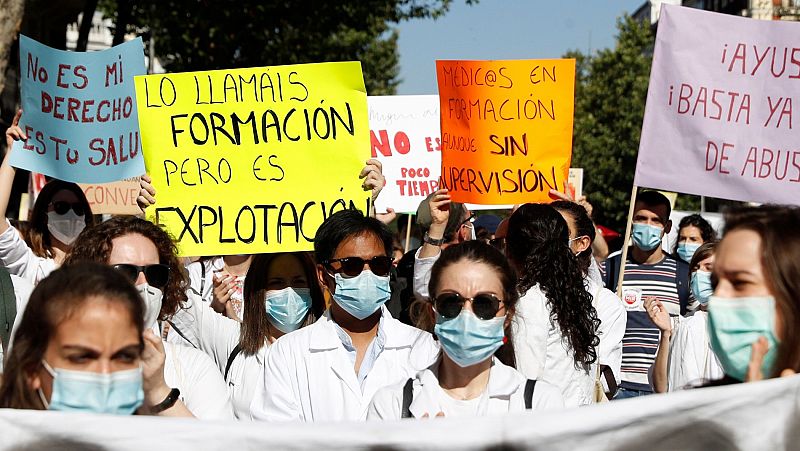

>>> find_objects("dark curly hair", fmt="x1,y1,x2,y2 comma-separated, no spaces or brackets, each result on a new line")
25,180,95,258
551,200,596,276
506,203,600,366
239,252,325,355
674,214,717,253
63,216,187,320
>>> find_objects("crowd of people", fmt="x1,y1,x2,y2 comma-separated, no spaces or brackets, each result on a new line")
0,109,798,426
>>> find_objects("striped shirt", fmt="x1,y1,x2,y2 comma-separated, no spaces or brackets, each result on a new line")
601,253,680,392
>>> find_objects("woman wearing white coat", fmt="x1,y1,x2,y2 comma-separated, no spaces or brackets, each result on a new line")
647,242,724,392
170,252,325,419
250,210,439,422
506,203,601,407
368,241,563,419
552,200,626,397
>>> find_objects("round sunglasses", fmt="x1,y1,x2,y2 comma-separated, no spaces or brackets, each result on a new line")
433,292,504,321
323,256,393,277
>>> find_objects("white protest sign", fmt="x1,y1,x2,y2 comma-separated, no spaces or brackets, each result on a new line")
635,5,800,204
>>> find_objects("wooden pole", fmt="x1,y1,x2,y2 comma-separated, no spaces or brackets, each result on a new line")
404,213,413,253
616,185,639,297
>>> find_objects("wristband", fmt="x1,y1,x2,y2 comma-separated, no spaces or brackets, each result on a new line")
151,388,180,414
423,231,445,246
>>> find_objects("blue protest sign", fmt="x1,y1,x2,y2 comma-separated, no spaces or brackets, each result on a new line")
10,35,146,183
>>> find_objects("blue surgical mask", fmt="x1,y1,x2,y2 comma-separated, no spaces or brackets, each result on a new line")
632,223,663,251
266,287,312,334
707,296,780,381
434,310,505,368
39,361,144,415
677,242,700,263
690,270,714,305
332,270,391,320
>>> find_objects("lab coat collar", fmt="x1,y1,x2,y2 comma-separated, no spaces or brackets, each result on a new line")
409,356,523,417
309,305,411,351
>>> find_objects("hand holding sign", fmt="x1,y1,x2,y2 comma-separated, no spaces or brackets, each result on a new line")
5,110,26,151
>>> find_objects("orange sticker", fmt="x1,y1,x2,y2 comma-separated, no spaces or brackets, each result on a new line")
436,59,575,204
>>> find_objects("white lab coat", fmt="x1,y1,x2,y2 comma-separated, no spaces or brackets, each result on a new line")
512,285,595,407
367,356,564,420
0,221,57,286
168,290,265,419
249,306,439,422
412,247,436,299
585,277,626,387
666,311,724,391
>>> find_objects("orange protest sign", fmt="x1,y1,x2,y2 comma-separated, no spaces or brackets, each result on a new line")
436,59,575,204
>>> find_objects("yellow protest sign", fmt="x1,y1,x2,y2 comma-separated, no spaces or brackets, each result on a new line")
134,62,370,256
436,59,575,205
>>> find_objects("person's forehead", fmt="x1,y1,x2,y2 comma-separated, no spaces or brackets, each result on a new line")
333,233,386,258
634,202,668,217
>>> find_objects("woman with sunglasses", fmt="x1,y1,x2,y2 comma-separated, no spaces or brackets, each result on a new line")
0,263,193,417
250,209,439,422
368,241,563,419
506,203,601,407
64,216,234,419
169,252,326,419
0,111,95,285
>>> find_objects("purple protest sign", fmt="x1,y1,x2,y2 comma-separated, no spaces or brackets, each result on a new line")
635,5,799,204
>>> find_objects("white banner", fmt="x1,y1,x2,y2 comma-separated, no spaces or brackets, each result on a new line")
1,375,797,450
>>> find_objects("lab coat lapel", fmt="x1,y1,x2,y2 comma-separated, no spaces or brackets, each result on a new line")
309,313,361,399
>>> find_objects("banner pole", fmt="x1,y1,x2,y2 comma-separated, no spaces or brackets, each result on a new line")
404,214,413,254
616,185,639,297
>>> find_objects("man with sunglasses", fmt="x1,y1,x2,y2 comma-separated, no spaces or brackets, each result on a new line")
250,210,439,422
412,189,474,300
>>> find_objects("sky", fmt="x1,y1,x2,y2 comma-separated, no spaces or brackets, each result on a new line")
396,0,645,94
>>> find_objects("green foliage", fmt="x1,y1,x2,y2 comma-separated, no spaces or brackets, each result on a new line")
99,0,473,95
568,15,654,231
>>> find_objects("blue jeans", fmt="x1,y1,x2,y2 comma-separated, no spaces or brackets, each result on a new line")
613,387,653,400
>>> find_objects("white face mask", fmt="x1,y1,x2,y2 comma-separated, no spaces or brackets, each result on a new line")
47,210,86,245
137,284,163,329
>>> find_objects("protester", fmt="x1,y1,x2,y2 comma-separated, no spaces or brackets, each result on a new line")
549,188,609,262
0,111,95,285
0,263,193,416
705,205,800,383
647,242,723,392
413,189,474,300
392,190,473,324
368,241,563,419
171,252,325,419
601,190,691,399
552,200,626,397
250,209,439,422
674,214,716,264
187,254,252,321
505,203,600,406
64,216,234,419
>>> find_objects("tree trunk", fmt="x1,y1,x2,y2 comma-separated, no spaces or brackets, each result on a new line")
75,0,98,52
0,0,26,94
113,0,131,46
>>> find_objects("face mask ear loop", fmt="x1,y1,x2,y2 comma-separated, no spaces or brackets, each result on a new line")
37,360,56,409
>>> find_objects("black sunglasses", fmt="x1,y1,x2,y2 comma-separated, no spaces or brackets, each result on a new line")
324,256,393,277
112,264,170,289
434,292,504,321
50,201,85,216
